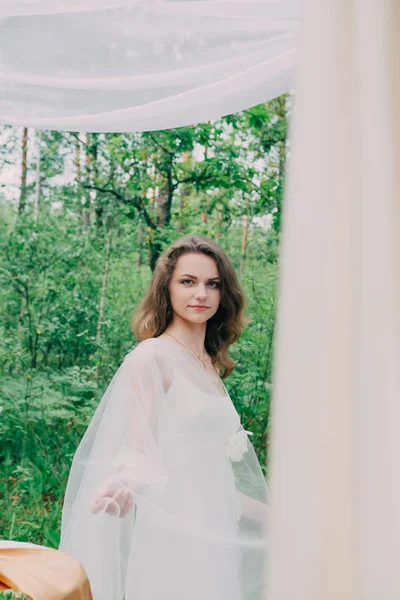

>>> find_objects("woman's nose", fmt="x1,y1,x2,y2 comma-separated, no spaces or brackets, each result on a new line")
195,284,207,298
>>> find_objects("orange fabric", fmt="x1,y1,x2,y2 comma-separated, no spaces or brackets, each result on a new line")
0,547,93,600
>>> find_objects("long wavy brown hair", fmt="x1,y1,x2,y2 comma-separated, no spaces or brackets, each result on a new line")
131,235,249,378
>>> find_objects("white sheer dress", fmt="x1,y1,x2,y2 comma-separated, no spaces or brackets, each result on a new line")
59,337,269,600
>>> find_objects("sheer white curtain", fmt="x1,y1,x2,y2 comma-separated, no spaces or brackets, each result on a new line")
0,0,299,132
267,1,400,599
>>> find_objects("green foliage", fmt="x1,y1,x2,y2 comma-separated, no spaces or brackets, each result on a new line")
0,97,288,546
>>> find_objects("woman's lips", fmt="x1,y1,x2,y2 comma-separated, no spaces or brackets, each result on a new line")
190,306,209,311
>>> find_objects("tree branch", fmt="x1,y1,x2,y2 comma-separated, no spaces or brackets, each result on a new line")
69,132,86,146
82,184,156,229
148,133,174,157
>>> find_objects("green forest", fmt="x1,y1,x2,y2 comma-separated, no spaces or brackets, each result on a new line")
0,95,289,549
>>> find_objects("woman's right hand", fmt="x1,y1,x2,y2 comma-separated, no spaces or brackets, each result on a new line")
92,480,135,518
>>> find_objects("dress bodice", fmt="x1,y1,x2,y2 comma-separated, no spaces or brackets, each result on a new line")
158,366,241,445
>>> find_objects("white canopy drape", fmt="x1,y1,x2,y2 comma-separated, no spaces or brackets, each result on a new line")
0,0,299,132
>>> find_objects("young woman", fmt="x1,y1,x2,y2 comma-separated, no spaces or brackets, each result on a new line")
59,234,269,600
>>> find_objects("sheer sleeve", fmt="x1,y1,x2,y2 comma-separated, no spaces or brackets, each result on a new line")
59,340,169,599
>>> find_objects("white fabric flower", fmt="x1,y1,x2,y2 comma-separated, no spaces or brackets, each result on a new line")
226,429,253,462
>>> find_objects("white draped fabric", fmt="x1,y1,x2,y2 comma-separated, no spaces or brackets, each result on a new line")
267,1,400,599
0,0,299,132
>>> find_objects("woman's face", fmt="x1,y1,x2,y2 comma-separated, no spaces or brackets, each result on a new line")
169,252,221,324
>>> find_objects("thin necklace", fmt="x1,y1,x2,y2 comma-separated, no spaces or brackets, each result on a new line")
165,332,210,370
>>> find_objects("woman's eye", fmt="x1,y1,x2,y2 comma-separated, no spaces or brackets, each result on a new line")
180,279,220,288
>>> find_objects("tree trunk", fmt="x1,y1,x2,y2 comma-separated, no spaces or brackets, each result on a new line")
215,212,223,241
201,140,209,225
239,212,249,277
75,134,83,221
24,282,37,369
75,135,81,180
87,134,103,230
17,295,26,369
33,130,41,225
84,133,98,229
178,151,191,233
18,127,28,213
274,96,288,232
157,174,173,227
150,164,174,269
137,221,144,268
96,227,112,348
